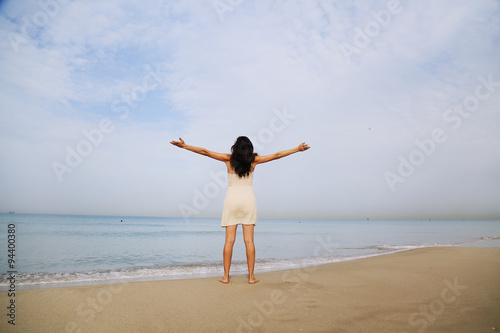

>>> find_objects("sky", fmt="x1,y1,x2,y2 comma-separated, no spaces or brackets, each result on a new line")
0,0,499,220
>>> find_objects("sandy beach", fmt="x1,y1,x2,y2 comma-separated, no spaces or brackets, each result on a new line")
2,247,499,332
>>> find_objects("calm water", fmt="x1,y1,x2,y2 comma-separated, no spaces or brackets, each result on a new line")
0,214,499,290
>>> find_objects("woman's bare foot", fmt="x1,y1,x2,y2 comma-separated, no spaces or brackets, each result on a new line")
219,277,229,284
248,277,259,284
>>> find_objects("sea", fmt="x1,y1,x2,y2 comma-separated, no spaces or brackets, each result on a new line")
1,213,499,291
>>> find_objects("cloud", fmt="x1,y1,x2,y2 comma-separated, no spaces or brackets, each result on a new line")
0,0,499,218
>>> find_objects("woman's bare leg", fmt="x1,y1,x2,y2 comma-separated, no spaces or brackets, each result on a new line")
243,224,259,284
219,225,237,284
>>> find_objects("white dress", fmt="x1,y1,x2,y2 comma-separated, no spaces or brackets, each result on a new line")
221,172,257,227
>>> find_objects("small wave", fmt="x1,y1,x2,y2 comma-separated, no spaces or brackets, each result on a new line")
363,244,442,251
0,254,383,290
480,236,500,240
455,236,500,246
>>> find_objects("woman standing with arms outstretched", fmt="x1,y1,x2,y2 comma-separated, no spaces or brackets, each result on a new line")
170,136,310,284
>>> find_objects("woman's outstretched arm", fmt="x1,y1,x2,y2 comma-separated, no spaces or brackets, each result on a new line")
254,142,310,165
170,138,230,162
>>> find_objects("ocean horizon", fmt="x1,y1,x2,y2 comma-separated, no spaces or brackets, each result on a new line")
1,213,499,291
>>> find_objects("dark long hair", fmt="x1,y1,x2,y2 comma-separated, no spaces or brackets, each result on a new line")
230,136,257,177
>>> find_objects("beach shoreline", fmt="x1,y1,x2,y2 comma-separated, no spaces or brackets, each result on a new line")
2,246,427,292
6,238,500,292
2,246,500,332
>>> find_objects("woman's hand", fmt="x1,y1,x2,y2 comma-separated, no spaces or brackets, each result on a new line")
170,138,186,148
298,142,310,151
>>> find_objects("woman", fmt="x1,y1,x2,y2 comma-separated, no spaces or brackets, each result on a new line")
170,136,310,284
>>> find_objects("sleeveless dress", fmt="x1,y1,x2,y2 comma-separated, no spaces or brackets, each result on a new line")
221,172,257,227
